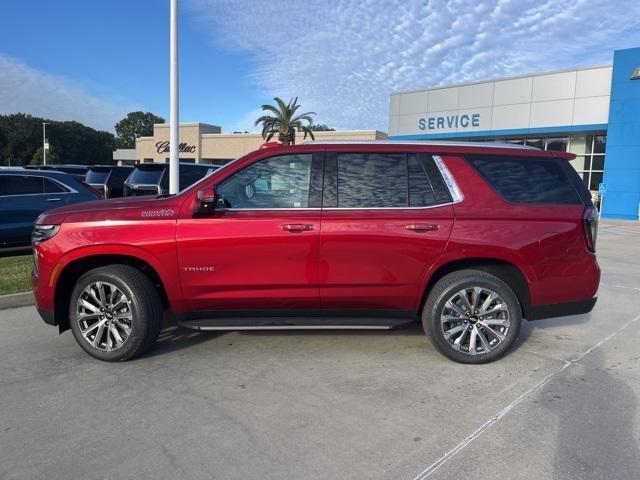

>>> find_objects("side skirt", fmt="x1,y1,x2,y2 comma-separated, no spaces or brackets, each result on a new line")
176,310,418,331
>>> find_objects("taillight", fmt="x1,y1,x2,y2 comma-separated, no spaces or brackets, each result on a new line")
582,206,598,253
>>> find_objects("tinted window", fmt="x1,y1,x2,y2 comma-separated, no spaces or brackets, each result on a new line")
217,154,312,209
128,167,164,185
179,166,210,191
337,153,407,208
43,178,67,193
108,167,134,185
0,175,44,196
86,170,110,183
408,154,452,207
332,153,450,208
467,156,582,205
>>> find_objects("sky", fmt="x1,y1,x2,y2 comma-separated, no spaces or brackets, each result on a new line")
1,0,640,133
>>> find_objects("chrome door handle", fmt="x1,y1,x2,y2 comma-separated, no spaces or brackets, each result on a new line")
406,223,439,232
282,223,314,233
46,198,61,202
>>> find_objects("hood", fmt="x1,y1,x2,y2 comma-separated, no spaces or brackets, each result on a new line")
36,195,183,225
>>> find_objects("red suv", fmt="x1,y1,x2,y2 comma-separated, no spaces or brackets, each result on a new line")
31,141,600,363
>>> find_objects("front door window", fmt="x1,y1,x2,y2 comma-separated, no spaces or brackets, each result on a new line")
216,154,313,209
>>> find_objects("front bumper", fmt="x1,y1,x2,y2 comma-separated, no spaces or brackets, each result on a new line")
37,307,56,326
526,297,597,321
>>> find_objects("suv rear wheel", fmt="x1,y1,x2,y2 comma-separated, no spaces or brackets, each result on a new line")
423,269,522,364
69,265,162,362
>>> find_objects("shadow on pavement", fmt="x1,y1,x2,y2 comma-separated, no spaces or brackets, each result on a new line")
514,312,593,353
548,348,640,479
141,326,226,358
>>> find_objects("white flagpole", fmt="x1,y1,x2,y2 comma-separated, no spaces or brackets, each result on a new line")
169,0,179,194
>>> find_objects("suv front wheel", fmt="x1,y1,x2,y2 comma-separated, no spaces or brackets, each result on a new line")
423,269,522,364
69,265,162,362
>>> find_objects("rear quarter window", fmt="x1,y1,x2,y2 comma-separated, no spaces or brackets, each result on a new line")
466,155,586,205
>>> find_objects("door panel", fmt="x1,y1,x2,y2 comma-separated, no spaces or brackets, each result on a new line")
0,175,70,247
177,209,320,311
176,152,323,312
319,152,455,313
319,207,453,312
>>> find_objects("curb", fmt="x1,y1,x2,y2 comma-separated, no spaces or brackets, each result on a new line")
0,291,35,310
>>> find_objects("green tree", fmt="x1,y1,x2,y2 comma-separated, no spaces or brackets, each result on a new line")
309,124,335,132
114,111,165,148
31,145,60,165
254,97,316,145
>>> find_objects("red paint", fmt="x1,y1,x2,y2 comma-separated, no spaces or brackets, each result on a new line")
32,142,600,324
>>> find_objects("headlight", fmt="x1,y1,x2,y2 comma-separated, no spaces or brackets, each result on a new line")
32,224,60,244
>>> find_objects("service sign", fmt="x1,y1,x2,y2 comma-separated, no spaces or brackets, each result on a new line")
418,113,481,131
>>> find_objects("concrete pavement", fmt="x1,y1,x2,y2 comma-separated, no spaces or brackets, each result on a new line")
1,222,639,479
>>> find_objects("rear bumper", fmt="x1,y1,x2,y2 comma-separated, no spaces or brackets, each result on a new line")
526,297,597,321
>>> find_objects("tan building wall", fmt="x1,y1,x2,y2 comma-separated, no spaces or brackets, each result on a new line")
134,123,387,164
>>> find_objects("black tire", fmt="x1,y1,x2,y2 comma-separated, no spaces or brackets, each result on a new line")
69,265,162,362
422,269,522,364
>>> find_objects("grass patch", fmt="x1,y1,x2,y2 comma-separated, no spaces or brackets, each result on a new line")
0,255,33,295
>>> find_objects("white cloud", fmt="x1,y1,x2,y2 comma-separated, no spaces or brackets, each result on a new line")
224,107,264,133
0,54,137,132
189,0,640,131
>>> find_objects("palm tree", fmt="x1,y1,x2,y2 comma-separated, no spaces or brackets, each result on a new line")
254,97,316,145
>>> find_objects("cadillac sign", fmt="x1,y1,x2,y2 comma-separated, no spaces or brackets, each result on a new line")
155,141,196,154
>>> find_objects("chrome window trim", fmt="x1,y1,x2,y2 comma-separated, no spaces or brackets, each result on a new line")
433,155,463,204
219,207,321,212
321,203,454,211
216,154,464,212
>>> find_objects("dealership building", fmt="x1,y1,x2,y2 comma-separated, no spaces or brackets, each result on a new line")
120,124,386,166
388,47,640,220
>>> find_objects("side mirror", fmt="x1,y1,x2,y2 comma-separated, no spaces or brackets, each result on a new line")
195,187,217,215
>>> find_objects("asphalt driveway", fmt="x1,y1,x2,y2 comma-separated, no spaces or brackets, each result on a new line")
1,221,639,479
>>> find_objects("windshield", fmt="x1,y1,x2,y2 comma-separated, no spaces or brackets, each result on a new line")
85,170,109,183
128,168,164,185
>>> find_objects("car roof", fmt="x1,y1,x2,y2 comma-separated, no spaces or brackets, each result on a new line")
0,168,80,181
291,139,575,159
305,139,537,150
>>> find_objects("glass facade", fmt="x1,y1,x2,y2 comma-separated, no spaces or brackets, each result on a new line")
473,133,606,193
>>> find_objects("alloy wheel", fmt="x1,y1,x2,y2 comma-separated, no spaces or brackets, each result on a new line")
76,281,133,352
440,287,511,356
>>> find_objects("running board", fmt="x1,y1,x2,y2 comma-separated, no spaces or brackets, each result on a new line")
177,315,414,331
179,323,392,331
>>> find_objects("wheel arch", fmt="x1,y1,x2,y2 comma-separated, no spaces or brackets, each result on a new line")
420,258,531,317
54,253,171,333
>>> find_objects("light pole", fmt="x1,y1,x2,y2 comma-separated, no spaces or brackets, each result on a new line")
42,122,49,165
169,0,179,194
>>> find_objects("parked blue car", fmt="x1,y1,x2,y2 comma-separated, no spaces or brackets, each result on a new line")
0,168,100,251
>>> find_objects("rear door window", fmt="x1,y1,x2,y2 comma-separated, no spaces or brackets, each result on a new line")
336,153,407,208
43,178,68,193
324,153,452,208
0,175,45,196
467,155,584,205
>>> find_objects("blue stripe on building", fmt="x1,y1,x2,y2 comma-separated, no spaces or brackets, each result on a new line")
602,47,640,220
390,124,609,141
